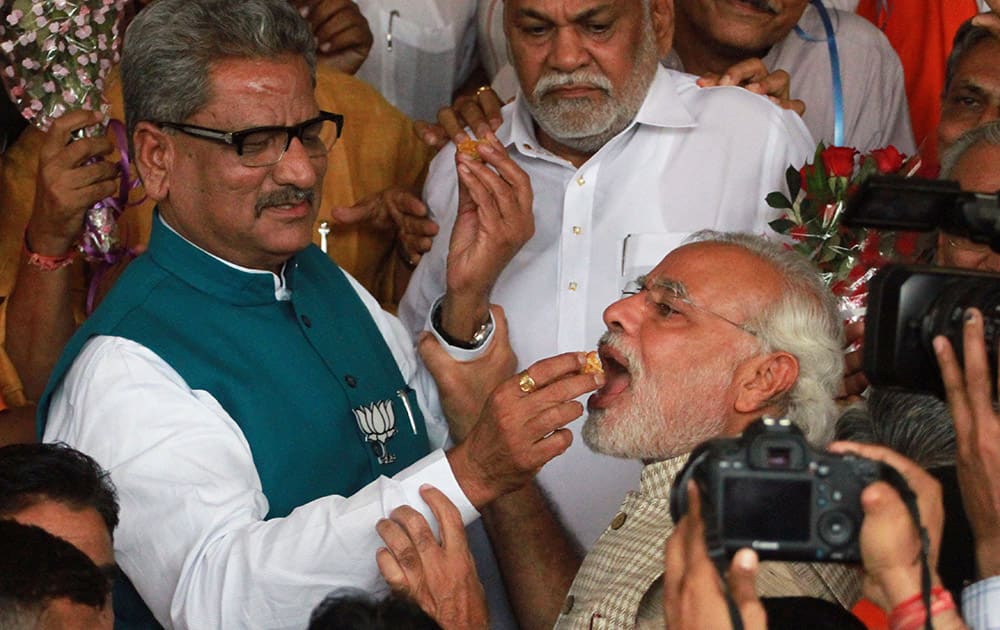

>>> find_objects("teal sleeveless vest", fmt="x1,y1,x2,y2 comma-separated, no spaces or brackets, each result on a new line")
38,215,431,628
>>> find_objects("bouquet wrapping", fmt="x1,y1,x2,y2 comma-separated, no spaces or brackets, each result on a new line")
768,144,934,321
1,0,132,266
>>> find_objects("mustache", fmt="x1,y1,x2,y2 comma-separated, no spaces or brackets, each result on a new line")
533,69,613,99
255,187,315,216
598,329,642,378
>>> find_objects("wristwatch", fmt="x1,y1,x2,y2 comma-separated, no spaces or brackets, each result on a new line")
431,301,493,350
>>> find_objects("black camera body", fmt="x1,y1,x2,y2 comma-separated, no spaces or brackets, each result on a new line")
865,264,1000,396
670,418,887,565
842,175,1000,396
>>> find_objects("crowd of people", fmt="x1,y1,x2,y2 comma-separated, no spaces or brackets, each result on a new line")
1,0,1000,628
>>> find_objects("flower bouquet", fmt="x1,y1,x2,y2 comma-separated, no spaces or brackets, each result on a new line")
767,144,934,321
1,0,132,268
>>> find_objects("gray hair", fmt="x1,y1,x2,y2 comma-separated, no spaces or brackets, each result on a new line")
836,389,956,469
686,231,845,445
940,119,1000,178
944,18,998,97
121,0,317,141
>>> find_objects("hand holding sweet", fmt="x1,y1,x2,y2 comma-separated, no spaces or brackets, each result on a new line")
446,352,602,509
439,133,533,340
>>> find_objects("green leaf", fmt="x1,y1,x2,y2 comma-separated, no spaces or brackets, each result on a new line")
766,192,792,209
785,165,801,199
769,218,796,233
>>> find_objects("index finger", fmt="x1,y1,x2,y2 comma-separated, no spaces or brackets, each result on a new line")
514,352,590,394
718,57,769,86
419,484,468,552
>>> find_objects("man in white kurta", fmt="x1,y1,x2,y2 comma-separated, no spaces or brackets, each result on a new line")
399,0,814,548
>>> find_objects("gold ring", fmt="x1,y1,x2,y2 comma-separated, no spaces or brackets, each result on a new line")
476,85,494,97
518,371,536,394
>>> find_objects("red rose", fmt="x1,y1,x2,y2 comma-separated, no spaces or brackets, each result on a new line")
894,232,918,258
821,146,857,177
790,225,808,241
870,145,905,174
799,164,814,194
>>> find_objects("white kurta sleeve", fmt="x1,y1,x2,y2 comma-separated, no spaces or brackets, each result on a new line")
44,334,478,630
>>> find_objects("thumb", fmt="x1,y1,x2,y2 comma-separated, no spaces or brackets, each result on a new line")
418,331,454,383
414,120,448,151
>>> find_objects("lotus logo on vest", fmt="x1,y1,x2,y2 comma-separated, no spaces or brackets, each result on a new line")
353,400,397,465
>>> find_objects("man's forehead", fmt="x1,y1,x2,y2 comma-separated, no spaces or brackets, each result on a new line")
650,242,781,302
506,0,627,22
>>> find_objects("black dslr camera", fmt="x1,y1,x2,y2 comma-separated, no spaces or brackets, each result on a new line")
669,418,888,565
843,176,1000,396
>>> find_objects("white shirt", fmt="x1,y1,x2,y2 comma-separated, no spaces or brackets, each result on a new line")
963,575,1000,630
354,0,478,122
44,265,478,630
400,66,814,548
762,5,915,153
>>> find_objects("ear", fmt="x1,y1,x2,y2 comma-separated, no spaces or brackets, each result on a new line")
733,351,799,415
132,121,173,202
651,0,675,58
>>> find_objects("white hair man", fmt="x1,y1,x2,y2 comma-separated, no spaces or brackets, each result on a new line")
391,231,858,628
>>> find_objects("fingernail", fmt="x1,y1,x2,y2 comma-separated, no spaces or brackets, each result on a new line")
933,336,947,353
719,75,734,86
478,143,494,154
420,483,434,492
735,549,757,571
593,373,606,387
458,163,471,175
965,308,978,323
319,43,331,53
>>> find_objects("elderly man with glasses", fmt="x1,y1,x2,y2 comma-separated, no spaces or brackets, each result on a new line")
35,1,600,628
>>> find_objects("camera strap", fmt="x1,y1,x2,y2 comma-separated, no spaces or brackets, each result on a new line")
880,464,934,630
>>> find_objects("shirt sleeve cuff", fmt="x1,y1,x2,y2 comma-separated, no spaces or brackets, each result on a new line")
425,295,495,363
395,448,480,525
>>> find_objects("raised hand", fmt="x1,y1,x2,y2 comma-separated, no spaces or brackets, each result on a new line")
934,308,1000,578
438,133,533,341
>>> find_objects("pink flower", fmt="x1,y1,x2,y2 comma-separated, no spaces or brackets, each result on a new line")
6,9,23,25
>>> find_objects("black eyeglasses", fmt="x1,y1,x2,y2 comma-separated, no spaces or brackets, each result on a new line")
155,111,344,167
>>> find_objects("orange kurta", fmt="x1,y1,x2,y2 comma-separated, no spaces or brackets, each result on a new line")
857,0,979,168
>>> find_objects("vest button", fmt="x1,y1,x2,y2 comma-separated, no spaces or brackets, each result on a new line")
300,314,312,328
561,594,574,615
345,375,358,388
610,512,627,530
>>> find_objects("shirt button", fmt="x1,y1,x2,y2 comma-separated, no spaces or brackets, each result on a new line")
610,512,627,530
345,375,358,388
572,226,582,235
568,282,578,291
300,314,312,328
576,176,585,186
561,595,575,615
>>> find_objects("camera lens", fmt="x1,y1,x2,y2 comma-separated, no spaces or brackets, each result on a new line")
923,279,1000,385
817,511,855,548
